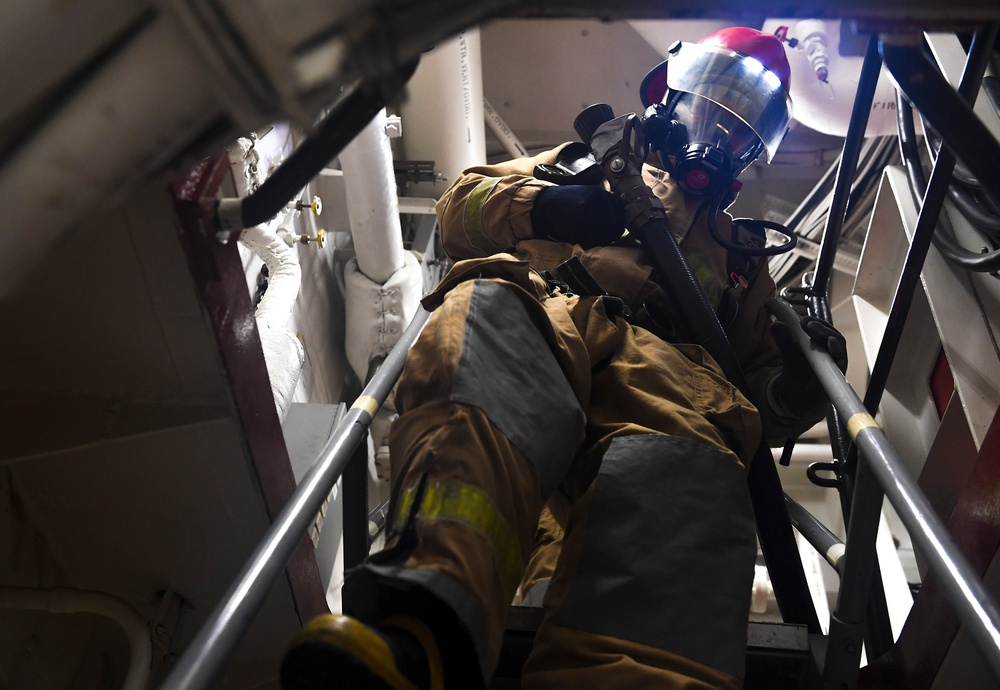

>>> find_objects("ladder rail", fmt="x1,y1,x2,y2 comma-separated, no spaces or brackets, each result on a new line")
769,299,1000,687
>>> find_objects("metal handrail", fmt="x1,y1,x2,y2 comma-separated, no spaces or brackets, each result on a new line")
769,299,1000,686
787,26,999,678
801,33,896,656
160,307,431,690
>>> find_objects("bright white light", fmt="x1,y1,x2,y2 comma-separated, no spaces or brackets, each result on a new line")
743,56,766,75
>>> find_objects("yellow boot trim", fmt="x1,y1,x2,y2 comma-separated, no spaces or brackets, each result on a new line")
384,616,445,690
294,614,420,690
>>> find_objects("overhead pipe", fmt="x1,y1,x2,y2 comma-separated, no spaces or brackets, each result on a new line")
397,30,487,198
0,587,152,690
216,61,418,236
340,108,406,284
484,98,528,158
238,224,304,419
881,29,1000,212
339,107,423,389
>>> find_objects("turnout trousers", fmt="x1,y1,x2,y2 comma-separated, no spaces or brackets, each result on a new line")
350,256,763,689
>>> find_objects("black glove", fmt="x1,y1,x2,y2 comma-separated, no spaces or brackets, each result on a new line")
530,185,626,249
769,316,848,417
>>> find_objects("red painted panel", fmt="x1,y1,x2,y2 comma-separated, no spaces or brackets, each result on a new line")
170,157,327,623
930,350,954,421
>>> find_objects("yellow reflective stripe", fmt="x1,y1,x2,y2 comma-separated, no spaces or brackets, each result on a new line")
847,412,879,440
395,481,523,597
463,178,505,255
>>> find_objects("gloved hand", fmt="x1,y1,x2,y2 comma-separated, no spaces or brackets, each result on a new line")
530,185,626,248
769,315,848,417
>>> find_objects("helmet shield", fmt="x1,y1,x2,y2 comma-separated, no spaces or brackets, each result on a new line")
665,41,791,161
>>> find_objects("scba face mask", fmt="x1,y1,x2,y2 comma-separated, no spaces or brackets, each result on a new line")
649,93,766,195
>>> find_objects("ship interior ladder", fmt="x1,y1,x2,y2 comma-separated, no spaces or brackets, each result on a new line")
160,24,1000,690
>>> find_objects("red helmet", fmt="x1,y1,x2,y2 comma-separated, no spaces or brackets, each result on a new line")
640,27,793,161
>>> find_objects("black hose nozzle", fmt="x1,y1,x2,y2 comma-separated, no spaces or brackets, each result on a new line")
574,103,615,144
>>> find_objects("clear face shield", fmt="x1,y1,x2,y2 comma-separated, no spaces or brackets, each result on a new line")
665,41,791,162
649,40,792,195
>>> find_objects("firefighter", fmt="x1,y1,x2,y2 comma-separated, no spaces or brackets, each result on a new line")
281,27,847,690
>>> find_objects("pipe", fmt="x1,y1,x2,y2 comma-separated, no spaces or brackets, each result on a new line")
217,60,418,235
397,30,487,198
897,94,1000,272
227,134,304,420
344,251,424,384
768,298,1000,686
239,225,304,419
160,307,431,690
771,443,834,464
484,98,527,158
368,496,392,541
784,495,845,574
340,108,406,284
0,587,152,690
241,226,301,325
337,109,423,388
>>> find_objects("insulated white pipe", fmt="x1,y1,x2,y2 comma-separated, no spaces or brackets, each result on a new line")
0,587,152,689
0,18,222,301
248,218,302,411
227,133,304,420
241,225,302,326
398,29,487,198
339,108,406,283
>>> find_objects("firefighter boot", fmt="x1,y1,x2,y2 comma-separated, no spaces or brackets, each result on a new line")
280,614,444,690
